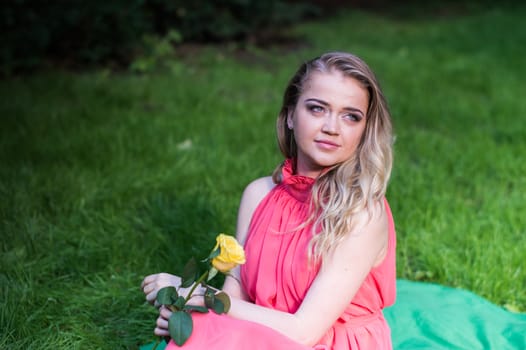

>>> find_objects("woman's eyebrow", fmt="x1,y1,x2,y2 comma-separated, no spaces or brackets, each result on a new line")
305,98,329,106
305,98,365,117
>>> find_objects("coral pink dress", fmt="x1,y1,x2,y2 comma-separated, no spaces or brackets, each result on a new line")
166,159,396,349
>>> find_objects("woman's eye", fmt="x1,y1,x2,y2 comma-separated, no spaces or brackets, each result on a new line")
344,113,362,122
308,105,324,114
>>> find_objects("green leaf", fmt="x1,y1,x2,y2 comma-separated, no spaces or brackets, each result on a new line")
174,296,187,310
214,292,231,314
169,311,193,347
204,288,215,309
211,298,225,314
185,305,209,313
181,257,198,288
203,287,229,314
207,267,218,281
166,29,183,44
157,287,178,306
208,247,221,260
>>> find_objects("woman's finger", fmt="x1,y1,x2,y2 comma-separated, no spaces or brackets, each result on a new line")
141,274,158,289
156,315,169,330
154,327,170,337
146,291,156,303
159,305,172,318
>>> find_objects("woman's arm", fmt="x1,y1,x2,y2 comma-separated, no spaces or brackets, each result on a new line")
225,199,389,346
222,176,276,300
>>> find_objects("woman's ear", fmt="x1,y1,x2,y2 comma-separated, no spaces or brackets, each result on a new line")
286,112,294,130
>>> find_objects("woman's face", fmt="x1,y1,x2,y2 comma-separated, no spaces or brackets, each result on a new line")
287,70,369,178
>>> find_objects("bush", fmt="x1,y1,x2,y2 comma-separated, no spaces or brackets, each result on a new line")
0,0,318,75
0,0,151,73
146,0,317,42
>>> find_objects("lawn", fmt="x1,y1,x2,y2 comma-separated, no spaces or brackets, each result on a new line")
1,3,525,349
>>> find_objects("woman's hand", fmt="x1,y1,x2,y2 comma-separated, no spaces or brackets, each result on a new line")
141,273,182,305
154,305,172,337
141,272,208,307
150,287,208,337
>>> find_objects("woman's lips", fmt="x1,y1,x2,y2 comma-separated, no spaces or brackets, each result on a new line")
315,139,340,150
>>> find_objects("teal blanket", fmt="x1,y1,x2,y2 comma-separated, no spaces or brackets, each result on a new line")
385,280,526,349
141,280,526,350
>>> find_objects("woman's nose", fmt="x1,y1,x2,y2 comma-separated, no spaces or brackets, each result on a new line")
321,114,339,134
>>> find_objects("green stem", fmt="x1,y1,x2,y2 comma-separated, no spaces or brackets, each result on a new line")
151,337,161,350
184,270,208,303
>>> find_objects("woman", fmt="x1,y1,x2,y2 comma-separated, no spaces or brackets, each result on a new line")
141,51,396,349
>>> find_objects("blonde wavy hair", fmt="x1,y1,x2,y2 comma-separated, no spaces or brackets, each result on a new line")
271,52,393,262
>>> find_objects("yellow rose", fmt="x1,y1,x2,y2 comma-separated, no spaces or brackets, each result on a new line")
211,233,246,273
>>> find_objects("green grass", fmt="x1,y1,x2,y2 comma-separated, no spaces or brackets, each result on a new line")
1,3,526,349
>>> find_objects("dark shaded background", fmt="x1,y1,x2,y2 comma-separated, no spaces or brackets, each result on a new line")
1,0,519,76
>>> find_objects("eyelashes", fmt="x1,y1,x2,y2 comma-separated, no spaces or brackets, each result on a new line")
306,103,363,122
307,104,325,114
344,113,363,122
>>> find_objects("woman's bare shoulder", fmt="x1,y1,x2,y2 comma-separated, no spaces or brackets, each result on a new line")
239,176,276,214
236,176,276,243
243,176,276,199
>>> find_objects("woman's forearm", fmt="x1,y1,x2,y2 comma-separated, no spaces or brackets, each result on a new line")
227,296,316,346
